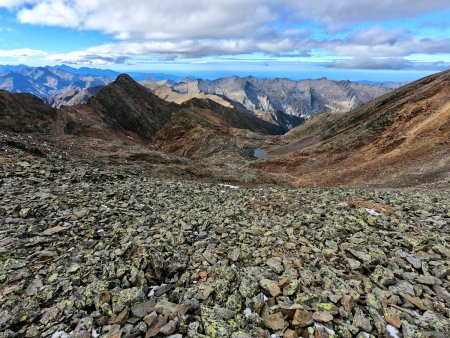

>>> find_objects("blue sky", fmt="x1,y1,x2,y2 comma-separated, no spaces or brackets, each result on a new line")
0,0,450,81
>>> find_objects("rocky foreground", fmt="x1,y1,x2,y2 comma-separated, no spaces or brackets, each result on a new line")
0,151,449,338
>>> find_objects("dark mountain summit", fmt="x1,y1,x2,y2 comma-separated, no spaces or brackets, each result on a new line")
84,74,177,140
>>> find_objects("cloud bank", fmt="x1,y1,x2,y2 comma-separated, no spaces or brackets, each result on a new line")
0,0,450,70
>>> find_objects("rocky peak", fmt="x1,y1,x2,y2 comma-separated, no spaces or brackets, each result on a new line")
115,73,135,84
83,73,178,140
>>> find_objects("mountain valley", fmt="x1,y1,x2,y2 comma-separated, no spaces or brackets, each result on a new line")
2,1,450,337
1,69,448,188
0,69,449,338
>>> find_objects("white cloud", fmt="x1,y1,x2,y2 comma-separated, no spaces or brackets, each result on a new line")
45,37,311,64
0,48,47,57
322,27,450,58
330,57,413,70
17,0,80,27
0,0,37,8
7,0,450,35
41,25,450,69
284,0,450,30
0,0,449,70
13,0,275,39
0,48,48,64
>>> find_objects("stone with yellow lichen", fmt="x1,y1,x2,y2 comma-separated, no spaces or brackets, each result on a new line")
315,303,339,315
201,306,237,338
112,287,146,312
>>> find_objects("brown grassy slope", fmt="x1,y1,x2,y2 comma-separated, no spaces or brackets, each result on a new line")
0,90,59,133
258,70,450,187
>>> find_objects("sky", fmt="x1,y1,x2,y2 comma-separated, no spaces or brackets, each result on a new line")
0,0,450,81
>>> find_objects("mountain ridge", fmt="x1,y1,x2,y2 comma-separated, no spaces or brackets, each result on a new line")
0,66,112,104
1,69,448,188
1,73,286,146
1,64,398,131
144,76,392,123
258,69,450,187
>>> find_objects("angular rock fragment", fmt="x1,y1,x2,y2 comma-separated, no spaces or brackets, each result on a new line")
312,311,333,322
292,309,313,327
370,265,396,286
260,279,281,297
263,312,285,331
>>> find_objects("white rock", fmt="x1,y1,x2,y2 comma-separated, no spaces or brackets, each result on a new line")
51,332,70,338
386,324,401,338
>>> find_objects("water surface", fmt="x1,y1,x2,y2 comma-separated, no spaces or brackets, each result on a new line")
254,148,268,160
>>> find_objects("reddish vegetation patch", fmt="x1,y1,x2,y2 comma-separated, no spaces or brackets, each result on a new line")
352,200,398,218
0,156,13,164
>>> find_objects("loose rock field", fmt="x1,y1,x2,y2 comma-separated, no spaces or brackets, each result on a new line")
1,154,449,337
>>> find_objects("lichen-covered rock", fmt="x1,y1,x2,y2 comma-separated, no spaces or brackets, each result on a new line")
370,266,396,286
352,308,373,332
112,287,146,312
0,149,448,337
260,279,281,297
200,306,237,337
266,257,284,275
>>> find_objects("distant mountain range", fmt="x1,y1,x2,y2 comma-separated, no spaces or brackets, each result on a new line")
355,80,407,90
0,73,288,158
0,65,181,107
0,64,400,130
143,76,393,121
0,66,112,104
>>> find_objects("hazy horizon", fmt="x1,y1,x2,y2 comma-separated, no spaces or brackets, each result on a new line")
1,62,441,83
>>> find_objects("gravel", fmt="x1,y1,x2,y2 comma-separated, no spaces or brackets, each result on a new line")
1,151,449,337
